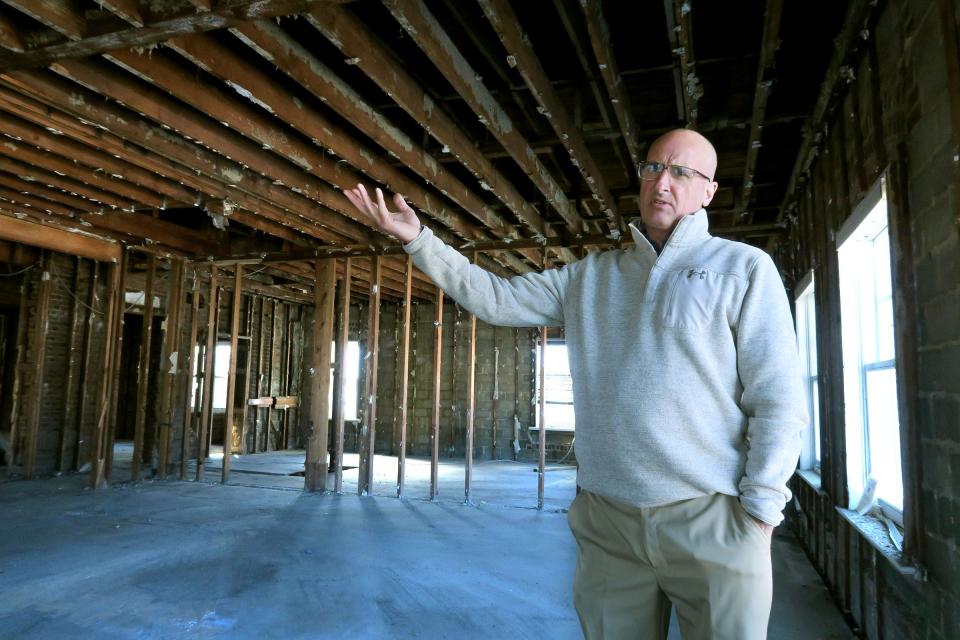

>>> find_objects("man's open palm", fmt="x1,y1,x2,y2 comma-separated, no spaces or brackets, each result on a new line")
345,184,421,244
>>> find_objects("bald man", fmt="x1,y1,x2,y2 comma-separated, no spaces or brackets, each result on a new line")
346,129,806,640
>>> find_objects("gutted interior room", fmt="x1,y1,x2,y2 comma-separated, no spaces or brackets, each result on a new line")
0,0,957,638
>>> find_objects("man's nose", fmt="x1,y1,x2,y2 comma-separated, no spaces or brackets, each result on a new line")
654,169,672,190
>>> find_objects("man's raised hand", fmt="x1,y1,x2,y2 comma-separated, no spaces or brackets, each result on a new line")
344,184,422,244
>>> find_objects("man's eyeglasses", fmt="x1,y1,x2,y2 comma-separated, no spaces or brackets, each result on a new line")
637,161,712,182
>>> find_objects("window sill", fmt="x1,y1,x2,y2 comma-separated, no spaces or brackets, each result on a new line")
835,507,926,581
529,426,576,433
796,468,822,491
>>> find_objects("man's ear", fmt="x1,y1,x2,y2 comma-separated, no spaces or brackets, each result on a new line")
702,181,719,207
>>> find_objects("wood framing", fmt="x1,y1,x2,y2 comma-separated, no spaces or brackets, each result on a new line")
196,265,218,481
90,259,122,489
0,215,121,263
180,271,201,480
157,259,185,478
21,252,52,479
464,253,478,504
358,255,382,496
130,253,156,483
430,287,443,501
537,326,547,510
57,256,83,473
221,266,243,483
396,255,413,498
305,259,336,492
333,258,351,494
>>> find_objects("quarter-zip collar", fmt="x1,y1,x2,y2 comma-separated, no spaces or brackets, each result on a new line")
628,209,712,262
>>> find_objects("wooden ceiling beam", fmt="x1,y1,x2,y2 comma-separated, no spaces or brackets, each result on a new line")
738,0,783,226
581,1,642,168
85,211,219,256
1,0,86,41
0,134,164,209
1,73,362,247
0,153,136,211
0,212,121,262
0,0,351,72
383,0,586,235
0,96,197,205
227,22,518,244
94,0,144,28
47,58,376,244
308,6,551,241
0,169,98,212
664,0,702,126
478,0,622,236
0,10,25,52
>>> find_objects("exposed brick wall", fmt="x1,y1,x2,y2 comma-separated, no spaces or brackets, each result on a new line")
783,0,960,636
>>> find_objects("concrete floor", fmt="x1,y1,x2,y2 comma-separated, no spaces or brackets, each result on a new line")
0,448,854,639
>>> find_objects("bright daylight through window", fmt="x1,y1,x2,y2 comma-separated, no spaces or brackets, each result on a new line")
837,177,903,522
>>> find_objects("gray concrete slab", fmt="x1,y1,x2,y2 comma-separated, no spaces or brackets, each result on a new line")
0,453,853,640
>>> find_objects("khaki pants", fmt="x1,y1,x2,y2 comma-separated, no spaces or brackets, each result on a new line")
567,490,772,640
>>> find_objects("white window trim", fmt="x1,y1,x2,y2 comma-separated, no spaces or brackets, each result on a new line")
794,271,819,474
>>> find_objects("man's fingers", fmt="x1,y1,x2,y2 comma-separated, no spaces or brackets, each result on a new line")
393,192,413,214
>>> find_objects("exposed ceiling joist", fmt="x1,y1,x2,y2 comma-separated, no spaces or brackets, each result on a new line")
383,0,586,237
1,0,86,41
664,0,702,126
478,0,622,236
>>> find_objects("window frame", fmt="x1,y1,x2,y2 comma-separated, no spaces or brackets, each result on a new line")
794,270,820,474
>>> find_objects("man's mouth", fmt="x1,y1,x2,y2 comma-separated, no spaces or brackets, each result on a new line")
652,198,671,207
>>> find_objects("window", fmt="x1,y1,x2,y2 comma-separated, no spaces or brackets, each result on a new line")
328,340,360,421
535,341,575,430
795,272,820,472
190,343,231,410
837,177,903,522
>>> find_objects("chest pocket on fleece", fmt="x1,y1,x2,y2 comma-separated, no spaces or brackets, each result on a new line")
661,267,726,330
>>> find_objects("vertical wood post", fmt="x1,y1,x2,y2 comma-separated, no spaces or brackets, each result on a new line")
157,259,185,478
90,260,122,489
397,255,413,498
306,260,336,491
222,266,243,483
239,295,254,454
196,265,218,481
180,270,201,480
465,253,477,504
430,287,443,500
23,252,52,479
256,296,268,452
333,258,352,493
58,257,84,473
358,255,381,496
538,326,548,510
131,254,156,482
6,270,30,479
74,262,98,471
104,252,128,480
265,299,277,449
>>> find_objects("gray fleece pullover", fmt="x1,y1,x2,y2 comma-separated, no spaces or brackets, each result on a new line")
404,209,806,526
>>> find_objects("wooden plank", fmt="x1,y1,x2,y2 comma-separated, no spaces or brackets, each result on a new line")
739,0,784,224
396,255,413,498
247,397,274,407
196,265,218,480
308,6,550,239
281,305,295,447
0,150,134,211
103,251,127,481
0,11,26,51
2,0,86,40
537,327,547,510
90,260,122,488
180,272,201,480
465,254,477,504
157,259,185,479
581,0,641,166
228,22,520,248
305,260,336,491
221,266,243,483
5,259,27,477
358,255,381,496
239,295,253,454
96,0,144,27
430,287,443,500
333,258,351,494
478,0,621,234
130,254,156,482
57,257,83,473
22,252,52,479
383,0,585,234
0,1,350,72
265,299,277,449
274,396,299,409
73,261,97,471
256,296,268,452
0,214,121,263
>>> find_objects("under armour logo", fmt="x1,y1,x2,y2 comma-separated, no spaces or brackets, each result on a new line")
687,269,706,280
